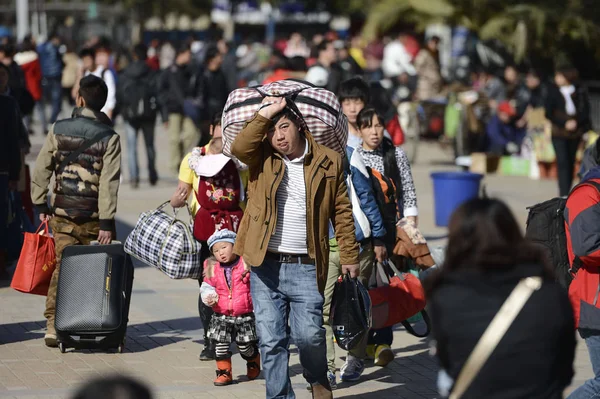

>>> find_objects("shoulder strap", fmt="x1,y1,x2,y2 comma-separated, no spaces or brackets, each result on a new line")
401,310,431,338
57,130,114,173
449,276,542,399
580,180,600,193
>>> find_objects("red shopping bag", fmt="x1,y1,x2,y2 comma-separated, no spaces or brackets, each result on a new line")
11,221,56,295
369,260,430,337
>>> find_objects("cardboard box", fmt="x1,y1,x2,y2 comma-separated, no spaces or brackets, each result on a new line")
499,156,531,177
469,153,500,175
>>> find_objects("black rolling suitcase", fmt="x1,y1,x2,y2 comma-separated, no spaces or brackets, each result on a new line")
55,242,134,353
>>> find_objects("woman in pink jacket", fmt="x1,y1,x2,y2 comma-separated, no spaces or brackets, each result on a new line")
200,229,260,386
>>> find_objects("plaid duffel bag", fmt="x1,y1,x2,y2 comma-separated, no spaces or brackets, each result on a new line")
124,202,202,279
222,79,348,158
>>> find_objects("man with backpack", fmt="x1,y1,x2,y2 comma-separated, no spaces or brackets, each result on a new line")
197,46,229,147
158,44,203,173
118,44,159,189
31,75,121,347
564,166,600,398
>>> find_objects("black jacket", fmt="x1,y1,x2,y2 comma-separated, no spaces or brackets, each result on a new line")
0,95,22,181
158,62,203,121
202,68,229,122
545,84,591,137
430,263,575,399
528,82,549,109
117,60,159,122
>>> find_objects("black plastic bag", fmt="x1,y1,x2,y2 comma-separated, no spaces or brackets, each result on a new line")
330,275,372,351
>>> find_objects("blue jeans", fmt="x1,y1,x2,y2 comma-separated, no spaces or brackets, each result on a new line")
250,259,329,399
568,334,600,398
41,76,63,126
125,121,157,182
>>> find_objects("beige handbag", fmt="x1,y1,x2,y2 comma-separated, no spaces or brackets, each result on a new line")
449,276,542,399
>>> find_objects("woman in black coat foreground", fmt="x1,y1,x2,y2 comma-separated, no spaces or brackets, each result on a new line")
427,198,575,398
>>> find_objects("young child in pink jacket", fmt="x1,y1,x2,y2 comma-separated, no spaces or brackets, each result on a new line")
200,229,260,386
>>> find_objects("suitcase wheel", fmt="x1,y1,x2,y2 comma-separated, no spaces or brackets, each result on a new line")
117,339,126,354
58,342,66,354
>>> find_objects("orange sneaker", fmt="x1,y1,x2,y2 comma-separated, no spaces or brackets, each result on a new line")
214,359,233,386
246,353,261,380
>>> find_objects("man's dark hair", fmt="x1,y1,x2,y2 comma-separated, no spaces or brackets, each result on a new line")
78,75,108,112
79,47,95,59
204,45,221,66
72,375,153,399
338,77,370,103
557,65,579,84
176,44,191,56
20,37,36,52
211,111,222,127
288,56,307,72
272,106,304,132
316,40,333,54
0,43,16,57
95,36,112,53
133,43,148,61
49,31,61,41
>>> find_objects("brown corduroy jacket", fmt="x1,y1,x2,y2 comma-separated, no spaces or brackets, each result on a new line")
231,113,359,292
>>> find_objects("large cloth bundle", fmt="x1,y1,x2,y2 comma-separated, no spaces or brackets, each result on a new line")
124,202,203,279
222,79,348,158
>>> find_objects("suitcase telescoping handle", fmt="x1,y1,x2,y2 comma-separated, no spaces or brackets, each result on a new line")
90,240,122,245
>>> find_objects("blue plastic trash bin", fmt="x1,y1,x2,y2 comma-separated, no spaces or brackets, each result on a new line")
431,172,483,227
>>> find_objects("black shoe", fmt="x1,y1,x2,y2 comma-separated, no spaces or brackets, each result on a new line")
149,174,158,186
199,345,215,361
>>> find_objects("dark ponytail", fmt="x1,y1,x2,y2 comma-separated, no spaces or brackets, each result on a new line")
382,137,403,215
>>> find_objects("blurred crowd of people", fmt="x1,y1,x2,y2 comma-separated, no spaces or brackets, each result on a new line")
1,23,600,399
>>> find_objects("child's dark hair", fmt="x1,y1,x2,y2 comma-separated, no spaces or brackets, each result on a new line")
338,77,370,104
357,107,403,208
78,75,108,112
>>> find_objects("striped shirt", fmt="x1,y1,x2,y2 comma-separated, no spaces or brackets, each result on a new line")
268,142,309,254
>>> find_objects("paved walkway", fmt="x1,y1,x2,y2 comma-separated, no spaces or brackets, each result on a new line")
0,120,593,398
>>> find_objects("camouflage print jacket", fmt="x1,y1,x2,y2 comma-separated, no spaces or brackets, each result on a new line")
31,107,121,231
